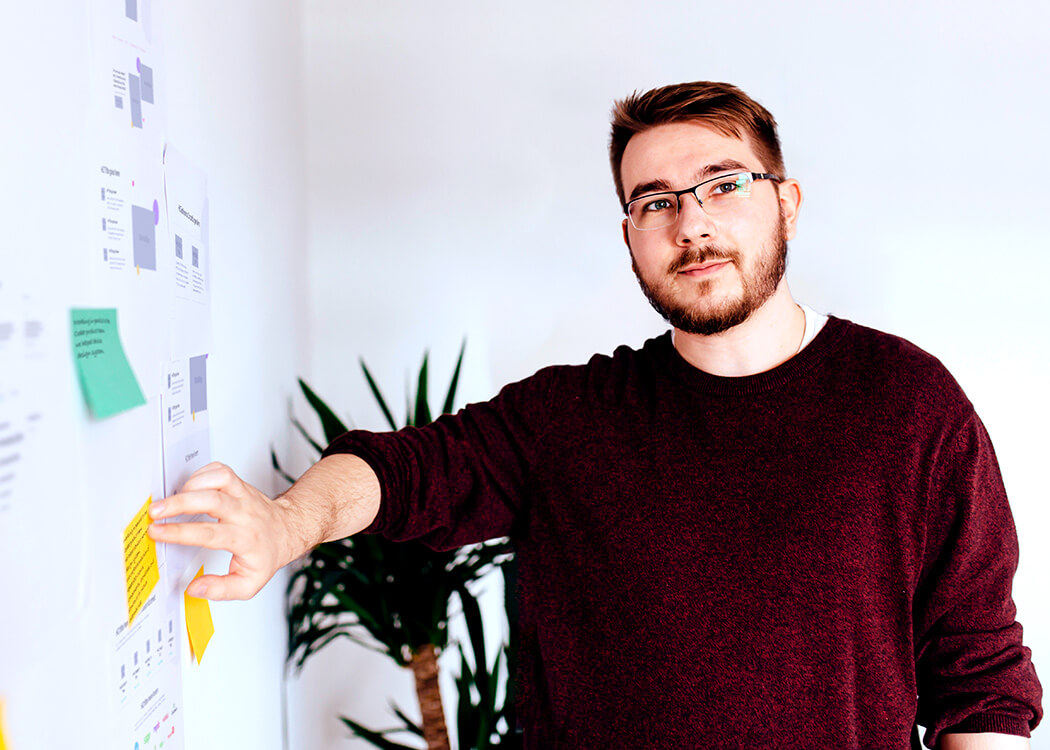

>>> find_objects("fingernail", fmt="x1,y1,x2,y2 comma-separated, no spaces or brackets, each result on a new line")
190,583,208,598
149,501,165,518
147,523,162,538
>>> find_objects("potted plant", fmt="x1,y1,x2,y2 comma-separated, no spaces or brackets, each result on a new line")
274,345,516,749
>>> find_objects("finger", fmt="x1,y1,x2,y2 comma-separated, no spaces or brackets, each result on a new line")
187,573,264,601
147,518,232,551
149,490,229,521
178,463,240,494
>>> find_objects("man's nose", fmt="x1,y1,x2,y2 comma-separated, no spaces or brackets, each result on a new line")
674,192,716,244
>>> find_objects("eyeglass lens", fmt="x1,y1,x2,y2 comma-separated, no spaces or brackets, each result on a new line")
628,172,757,230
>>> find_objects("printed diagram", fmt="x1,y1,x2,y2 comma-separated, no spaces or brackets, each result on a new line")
0,410,21,517
96,0,159,135
160,355,211,586
173,210,206,299
0,298,22,516
164,147,213,361
120,0,155,41
121,57,155,129
105,50,157,132
99,163,161,273
161,354,210,497
165,150,210,304
111,592,184,750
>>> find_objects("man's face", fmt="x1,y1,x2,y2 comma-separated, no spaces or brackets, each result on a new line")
620,122,801,336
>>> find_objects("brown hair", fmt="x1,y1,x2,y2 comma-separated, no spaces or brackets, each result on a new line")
609,81,785,206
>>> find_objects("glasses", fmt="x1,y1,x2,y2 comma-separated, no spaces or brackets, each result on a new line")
624,171,781,231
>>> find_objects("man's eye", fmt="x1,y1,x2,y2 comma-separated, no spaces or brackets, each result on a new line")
642,198,674,213
713,180,739,195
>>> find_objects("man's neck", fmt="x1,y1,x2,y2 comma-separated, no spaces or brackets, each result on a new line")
672,282,805,377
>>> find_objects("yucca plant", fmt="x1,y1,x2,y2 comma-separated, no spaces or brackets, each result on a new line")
273,344,515,750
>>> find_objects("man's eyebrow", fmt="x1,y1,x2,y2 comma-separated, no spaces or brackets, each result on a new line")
697,159,750,179
627,160,752,203
627,178,673,202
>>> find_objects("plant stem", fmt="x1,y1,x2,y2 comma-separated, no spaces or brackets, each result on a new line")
411,643,450,750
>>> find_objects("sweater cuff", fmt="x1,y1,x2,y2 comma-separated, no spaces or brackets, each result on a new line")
943,712,1032,738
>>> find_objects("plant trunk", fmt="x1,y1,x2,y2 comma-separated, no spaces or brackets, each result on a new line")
411,643,450,750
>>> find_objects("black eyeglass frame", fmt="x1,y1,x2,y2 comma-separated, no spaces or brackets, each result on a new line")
623,171,782,230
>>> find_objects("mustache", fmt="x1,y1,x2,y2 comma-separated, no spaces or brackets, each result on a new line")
667,246,739,274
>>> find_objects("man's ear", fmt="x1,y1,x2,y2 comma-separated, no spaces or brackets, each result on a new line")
622,219,632,251
778,179,803,241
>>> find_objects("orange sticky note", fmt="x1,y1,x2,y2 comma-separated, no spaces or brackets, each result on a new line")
123,496,159,624
184,566,214,664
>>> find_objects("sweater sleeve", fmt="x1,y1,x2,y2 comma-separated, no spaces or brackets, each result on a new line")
913,412,1043,747
319,367,556,551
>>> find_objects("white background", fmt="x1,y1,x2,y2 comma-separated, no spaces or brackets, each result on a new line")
1,1,1047,748
300,1,1048,748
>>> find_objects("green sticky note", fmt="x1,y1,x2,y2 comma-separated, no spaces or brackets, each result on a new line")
70,308,146,419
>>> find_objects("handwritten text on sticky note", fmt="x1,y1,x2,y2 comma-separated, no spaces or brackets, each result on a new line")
71,308,146,419
123,496,160,624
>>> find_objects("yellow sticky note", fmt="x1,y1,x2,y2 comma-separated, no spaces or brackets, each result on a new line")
123,496,159,624
0,697,9,750
184,566,214,664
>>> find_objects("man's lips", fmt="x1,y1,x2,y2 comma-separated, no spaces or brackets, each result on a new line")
676,259,732,277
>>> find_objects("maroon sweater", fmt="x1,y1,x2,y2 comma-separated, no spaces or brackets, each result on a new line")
324,317,1042,748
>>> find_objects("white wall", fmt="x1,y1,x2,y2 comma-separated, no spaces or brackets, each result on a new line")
164,3,309,749
2,2,1044,748
300,1,1049,747
0,2,307,749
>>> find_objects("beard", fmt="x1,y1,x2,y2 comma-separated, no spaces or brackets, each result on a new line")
630,212,788,336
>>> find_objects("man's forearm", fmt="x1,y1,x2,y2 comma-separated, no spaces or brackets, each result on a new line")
275,453,382,559
939,733,1031,749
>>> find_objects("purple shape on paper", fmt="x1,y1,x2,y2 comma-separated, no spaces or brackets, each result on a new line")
128,75,142,127
189,355,208,414
132,204,157,270
139,64,154,103
153,199,159,225
137,57,141,73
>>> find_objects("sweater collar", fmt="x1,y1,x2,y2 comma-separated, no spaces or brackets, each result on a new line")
648,315,850,397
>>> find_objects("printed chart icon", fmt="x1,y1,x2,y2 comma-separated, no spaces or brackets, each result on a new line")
189,355,207,414
131,205,156,270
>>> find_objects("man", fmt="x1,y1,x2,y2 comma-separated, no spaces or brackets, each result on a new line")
149,81,1042,748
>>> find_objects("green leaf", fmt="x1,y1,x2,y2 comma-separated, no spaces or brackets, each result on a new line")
298,378,349,443
389,704,423,737
270,447,296,485
360,360,400,431
455,645,480,750
457,582,492,708
413,352,431,427
442,338,466,415
338,716,419,750
291,416,325,456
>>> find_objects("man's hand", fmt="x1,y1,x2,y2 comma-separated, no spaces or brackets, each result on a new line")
147,454,381,601
148,462,298,600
